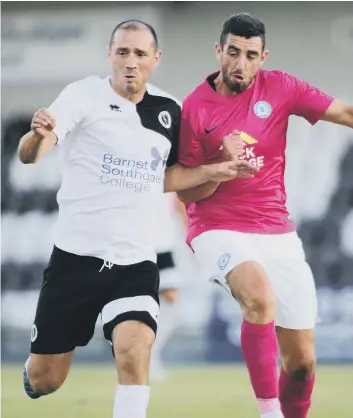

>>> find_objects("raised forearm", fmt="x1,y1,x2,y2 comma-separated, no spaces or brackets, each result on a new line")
18,131,56,164
177,181,219,204
165,159,257,193
164,163,212,193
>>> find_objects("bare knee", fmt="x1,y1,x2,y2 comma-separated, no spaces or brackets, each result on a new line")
27,353,73,394
113,321,155,385
227,260,276,324
116,342,152,378
29,366,65,394
284,355,316,381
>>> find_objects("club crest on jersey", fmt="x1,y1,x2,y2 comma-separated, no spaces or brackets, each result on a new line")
158,111,172,129
254,101,272,119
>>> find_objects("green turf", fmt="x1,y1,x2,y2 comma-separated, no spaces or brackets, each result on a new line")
2,364,352,417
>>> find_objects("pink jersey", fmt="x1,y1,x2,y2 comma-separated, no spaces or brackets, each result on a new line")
179,69,334,245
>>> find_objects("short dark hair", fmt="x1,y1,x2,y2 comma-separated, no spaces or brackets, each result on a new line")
109,19,159,49
220,13,266,49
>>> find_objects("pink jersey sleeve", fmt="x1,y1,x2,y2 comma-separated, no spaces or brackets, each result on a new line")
283,73,334,125
178,99,204,167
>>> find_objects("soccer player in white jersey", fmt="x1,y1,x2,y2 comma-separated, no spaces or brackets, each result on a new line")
18,20,257,418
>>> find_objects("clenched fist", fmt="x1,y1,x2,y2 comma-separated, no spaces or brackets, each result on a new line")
222,130,245,161
31,108,56,139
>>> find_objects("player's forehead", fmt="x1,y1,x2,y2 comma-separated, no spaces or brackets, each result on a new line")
112,28,155,52
223,34,263,53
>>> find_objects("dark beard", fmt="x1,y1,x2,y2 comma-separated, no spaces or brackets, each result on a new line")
223,70,253,93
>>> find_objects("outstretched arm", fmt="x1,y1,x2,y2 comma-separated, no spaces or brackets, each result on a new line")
285,73,353,130
321,100,353,128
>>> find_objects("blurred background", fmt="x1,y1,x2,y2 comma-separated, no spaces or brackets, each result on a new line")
1,2,353,417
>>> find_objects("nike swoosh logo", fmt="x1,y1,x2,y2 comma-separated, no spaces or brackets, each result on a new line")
205,125,219,135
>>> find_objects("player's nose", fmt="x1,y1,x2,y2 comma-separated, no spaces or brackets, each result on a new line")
235,62,245,72
126,65,137,75
235,55,246,71
125,57,138,71
126,63,137,72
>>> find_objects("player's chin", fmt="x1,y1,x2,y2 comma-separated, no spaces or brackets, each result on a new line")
124,83,138,94
229,81,247,93
124,79,141,93
130,84,146,95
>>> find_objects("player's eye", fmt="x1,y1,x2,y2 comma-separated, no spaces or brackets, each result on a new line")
247,53,258,61
228,50,239,57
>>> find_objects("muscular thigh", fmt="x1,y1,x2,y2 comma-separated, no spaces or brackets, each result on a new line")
276,328,315,360
276,328,316,378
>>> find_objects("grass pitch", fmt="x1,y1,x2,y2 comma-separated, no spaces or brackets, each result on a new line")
2,364,352,417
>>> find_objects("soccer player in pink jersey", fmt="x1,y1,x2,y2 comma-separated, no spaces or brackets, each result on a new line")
177,13,353,418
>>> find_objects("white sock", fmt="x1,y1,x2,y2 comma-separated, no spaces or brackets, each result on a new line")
113,385,150,418
260,412,284,418
150,298,179,380
258,399,284,418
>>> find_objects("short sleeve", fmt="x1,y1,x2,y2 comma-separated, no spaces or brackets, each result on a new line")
284,73,334,125
178,101,204,167
48,82,84,144
166,103,181,167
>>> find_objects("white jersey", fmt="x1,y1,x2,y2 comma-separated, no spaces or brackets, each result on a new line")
49,76,180,265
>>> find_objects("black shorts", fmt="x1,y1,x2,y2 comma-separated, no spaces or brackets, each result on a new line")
30,246,160,355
